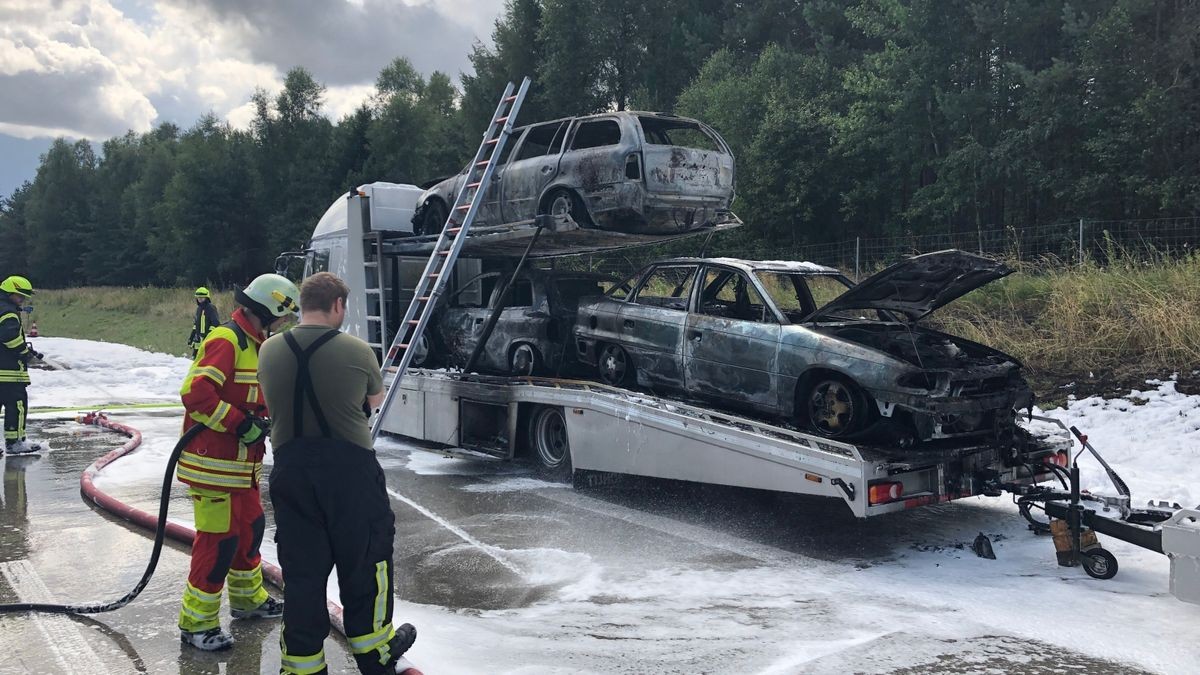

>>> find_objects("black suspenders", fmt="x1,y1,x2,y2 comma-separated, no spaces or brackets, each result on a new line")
283,330,341,439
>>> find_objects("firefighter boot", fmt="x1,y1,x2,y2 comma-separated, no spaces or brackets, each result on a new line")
231,595,284,620
6,439,41,455
180,627,235,651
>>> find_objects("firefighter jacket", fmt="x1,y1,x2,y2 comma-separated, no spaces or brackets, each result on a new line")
0,296,32,385
178,308,269,492
191,300,220,345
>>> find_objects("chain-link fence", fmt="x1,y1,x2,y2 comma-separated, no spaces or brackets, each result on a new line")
556,216,1200,281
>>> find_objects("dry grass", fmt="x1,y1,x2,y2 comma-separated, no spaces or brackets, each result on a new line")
27,286,235,357
935,252,1200,379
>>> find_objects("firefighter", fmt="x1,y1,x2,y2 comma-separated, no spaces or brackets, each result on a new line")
0,275,42,456
258,272,417,674
177,273,299,651
188,286,220,358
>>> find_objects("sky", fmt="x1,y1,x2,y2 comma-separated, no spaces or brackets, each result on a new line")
0,0,505,197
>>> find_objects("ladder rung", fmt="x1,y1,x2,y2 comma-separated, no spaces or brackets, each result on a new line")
428,273,440,278
467,182,481,189
456,203,471,211
495,116,509,123
503,95,517,102
365,289,381,294
485,138,499,145
447,227,462,234
364,261,378,268
418,296,431,302
437,251,451,256
367,315,382,321
408,320,420,325
475,159,490,167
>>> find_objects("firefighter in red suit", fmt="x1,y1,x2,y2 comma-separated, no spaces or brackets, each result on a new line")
176,273,299,651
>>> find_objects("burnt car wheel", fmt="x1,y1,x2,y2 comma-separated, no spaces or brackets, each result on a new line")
541,188,593,228
409,332,433,368
509,343,540,376
803,376,869,438
528,405,572,478
417,199,448,236
597,343,634,387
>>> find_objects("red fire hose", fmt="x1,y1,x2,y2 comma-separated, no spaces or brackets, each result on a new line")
75,412,423,674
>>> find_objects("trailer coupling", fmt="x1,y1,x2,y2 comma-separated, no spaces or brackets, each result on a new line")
985,416,1200,605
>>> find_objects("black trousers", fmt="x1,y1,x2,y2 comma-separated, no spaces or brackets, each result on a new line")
270,438,404,675
0,383,28,445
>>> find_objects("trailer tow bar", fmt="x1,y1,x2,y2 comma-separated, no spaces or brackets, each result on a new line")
992,417,1200,603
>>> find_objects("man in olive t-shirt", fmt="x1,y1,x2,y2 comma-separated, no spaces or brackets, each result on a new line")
258,272,416,675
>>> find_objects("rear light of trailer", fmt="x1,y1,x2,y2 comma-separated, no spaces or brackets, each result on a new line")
868,481,904,505
1046,450,1070,467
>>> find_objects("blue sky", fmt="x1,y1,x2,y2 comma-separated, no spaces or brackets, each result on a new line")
0,0,504,198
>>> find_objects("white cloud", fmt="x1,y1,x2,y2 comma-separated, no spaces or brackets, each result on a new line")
0,0,502,141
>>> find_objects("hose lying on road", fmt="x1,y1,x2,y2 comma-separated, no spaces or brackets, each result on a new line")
0,414,202,614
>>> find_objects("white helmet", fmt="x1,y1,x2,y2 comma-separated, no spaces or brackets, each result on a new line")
236,273,299,325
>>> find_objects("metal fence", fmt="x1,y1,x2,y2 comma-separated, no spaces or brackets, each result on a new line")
560,216,1200,281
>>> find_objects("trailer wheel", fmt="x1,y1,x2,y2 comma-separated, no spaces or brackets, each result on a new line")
529,406,572,478
597,343,634,387
541,188,593,228
417,199,448,236
509,343,540,376
802,375,870,438
1081,547,1118,580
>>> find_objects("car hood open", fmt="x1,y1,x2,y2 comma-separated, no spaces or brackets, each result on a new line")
806,250,1012,323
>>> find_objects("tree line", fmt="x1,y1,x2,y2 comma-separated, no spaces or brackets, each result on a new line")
2,0,1198,287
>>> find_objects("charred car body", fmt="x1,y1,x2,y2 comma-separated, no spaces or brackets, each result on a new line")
412,112,735,236
574,250,1034,447
414,268,614,376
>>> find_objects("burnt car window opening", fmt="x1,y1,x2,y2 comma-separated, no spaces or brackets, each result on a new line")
699,268,772,323
503,280,534,307
633,265,697,310
804,275,877,320
454,274,499,308
607,273,636,300
572,120,622,150
759,271,824,321
548,122,568,155
638,116,722,152
554,278,610,309
514,122,564,161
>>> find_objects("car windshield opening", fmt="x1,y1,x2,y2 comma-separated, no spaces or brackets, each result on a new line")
638,117,722,152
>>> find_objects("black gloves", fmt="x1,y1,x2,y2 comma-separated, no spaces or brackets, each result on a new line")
236,415,271,445
20,343,43,363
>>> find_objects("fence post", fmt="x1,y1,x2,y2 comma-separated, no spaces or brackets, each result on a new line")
855,237,860,282
978,226,983,254
1078,218,1084,266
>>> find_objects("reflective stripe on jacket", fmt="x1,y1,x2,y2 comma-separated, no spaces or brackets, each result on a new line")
178,308,268,491
0,298,31,384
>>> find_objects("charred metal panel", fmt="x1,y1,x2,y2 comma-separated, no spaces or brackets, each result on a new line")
683,314,782,413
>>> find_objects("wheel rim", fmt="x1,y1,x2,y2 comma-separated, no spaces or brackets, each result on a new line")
1087,553,1110,576
534,409,569,468
549,193,573,218
511,344,535,375
599,345,626,385
809,380,855,435
411,334,429,367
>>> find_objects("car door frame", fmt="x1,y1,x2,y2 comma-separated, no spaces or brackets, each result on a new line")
616,263,699,390
483,126,528,225
684,264,784,415
500,120,569,223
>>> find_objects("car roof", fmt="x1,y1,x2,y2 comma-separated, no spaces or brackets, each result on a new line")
514,110,709,131
651,257,841,275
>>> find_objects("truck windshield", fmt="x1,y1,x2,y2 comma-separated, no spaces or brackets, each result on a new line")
638,117,723,152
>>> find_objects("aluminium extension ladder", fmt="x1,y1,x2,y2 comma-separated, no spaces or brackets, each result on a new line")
369,77,531,441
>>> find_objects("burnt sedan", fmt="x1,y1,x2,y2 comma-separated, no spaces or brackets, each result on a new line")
412,111,735,235
415,269,614,376
574,251,1034,447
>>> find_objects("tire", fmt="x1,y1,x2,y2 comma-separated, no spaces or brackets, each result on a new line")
528,405,572,479
597,343,634,387
509,343,540,376
417,200,448,236
409,332,432,368
801,375,870,438
1081,547,1119,580
540,188,593,228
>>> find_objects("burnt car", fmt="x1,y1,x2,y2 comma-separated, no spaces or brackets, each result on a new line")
414,269,614,375
574,251,1034,447
412,111,735,236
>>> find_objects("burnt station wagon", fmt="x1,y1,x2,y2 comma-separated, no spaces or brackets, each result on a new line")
573,250,1034,447
412,111,735,236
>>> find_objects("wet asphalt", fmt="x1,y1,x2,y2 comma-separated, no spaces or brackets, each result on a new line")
0,417,1152,674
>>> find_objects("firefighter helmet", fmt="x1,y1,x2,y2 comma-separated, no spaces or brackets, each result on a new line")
0,275,35,298
194,286,211,299
236,273,299,326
